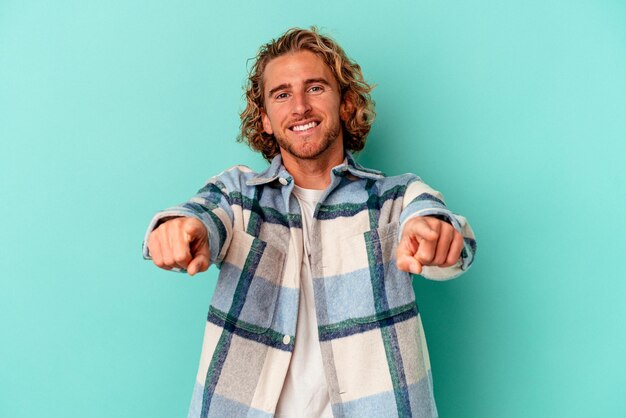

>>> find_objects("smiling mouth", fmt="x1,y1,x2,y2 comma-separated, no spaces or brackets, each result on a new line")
290,120,319,133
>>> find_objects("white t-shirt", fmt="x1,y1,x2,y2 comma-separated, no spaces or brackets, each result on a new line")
275,185,332,418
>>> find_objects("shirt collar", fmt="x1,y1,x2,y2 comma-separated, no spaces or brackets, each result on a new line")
245,151,384,186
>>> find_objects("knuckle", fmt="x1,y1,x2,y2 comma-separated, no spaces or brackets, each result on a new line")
428,217,441,229
409,217,424,230
166,217,183,231
148,232,160,247
184,216,200,228
419,252,434,264
174,252,191,265
162,255,175,266
185,216,199,225
445,257,458,267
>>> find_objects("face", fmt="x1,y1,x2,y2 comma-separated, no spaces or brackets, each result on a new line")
261,50,348,162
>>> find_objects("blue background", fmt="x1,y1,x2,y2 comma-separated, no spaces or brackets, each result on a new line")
2,1,625,417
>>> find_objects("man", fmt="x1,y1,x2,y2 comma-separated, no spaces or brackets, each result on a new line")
143,27,476,418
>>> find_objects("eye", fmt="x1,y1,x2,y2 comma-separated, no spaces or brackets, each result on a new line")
308,85,324,94
275,92,289,100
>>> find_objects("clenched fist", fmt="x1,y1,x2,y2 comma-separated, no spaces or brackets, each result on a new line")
396,216,464,275
147,217,211,276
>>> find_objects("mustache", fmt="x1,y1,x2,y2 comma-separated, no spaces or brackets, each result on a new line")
286,116,321,127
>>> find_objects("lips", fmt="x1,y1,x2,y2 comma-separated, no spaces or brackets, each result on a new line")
289,119,320,133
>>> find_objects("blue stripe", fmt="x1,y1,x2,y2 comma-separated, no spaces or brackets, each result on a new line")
196,182,231,206
399,195,448,225
206,393,273,417
465,237,477,256
318,268,376,326
338,376,437,418
206,210,227,257
413,192,445,206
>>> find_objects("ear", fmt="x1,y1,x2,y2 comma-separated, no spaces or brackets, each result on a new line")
340,92,355,122
261,109,274,135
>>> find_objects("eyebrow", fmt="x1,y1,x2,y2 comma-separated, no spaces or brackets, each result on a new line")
267,78,332,98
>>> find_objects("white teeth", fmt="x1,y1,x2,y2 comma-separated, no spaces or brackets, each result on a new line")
292,121,317,132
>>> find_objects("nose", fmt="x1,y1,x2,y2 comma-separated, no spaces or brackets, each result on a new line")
292,91,312,116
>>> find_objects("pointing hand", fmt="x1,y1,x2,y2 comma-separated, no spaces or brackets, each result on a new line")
396,216,463,275
147,217,211,276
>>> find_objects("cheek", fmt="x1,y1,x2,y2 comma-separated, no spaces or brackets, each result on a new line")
328,99,343,121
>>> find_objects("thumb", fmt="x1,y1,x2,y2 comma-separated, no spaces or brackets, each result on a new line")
396,235,423,274
186,224,210,276
396,254,423,275
188,245,209,276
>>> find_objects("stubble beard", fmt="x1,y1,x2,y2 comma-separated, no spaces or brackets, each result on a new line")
274,122,342,161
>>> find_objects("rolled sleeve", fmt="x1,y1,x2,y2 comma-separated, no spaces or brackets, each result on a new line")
142,173,238,270
400,177,477,281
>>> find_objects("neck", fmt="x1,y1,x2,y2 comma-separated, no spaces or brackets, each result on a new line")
281,148,345,190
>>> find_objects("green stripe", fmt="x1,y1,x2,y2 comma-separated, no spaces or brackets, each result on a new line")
246,187,263,236
317,302,416,334
380,326,411,416
229,191,298,227
365,179,378,229
229,239,264,310
208,306,288,344
364,224,412,416
317,202,363,214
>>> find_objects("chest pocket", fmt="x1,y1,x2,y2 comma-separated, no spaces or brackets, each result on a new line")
318,222,416,330
358,222,416,322
210,230,286,333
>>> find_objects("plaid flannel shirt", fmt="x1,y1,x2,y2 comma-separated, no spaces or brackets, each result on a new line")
143,152,476,418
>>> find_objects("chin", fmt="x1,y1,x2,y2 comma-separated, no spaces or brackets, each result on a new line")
276,124,342,161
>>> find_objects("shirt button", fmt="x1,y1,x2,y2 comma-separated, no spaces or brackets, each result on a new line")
278,177,289,186
282,335,291,345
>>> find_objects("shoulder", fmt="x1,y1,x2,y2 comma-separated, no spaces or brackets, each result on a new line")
210,164,255,180
373,172,424,195
203,165,258,191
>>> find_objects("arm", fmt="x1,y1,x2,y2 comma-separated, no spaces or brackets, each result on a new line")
396,177,476,280
142,170,238,275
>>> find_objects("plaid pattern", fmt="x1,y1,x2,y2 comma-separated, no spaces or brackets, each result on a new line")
143,153,476,418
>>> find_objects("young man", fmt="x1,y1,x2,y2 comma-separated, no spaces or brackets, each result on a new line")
143,27,476,418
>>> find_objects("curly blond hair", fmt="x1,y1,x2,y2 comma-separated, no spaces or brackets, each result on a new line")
238,27,376,161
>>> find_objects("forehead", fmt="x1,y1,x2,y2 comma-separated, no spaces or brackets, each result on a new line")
262,50,338,93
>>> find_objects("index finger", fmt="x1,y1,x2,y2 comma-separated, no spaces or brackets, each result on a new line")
169,226,194,269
